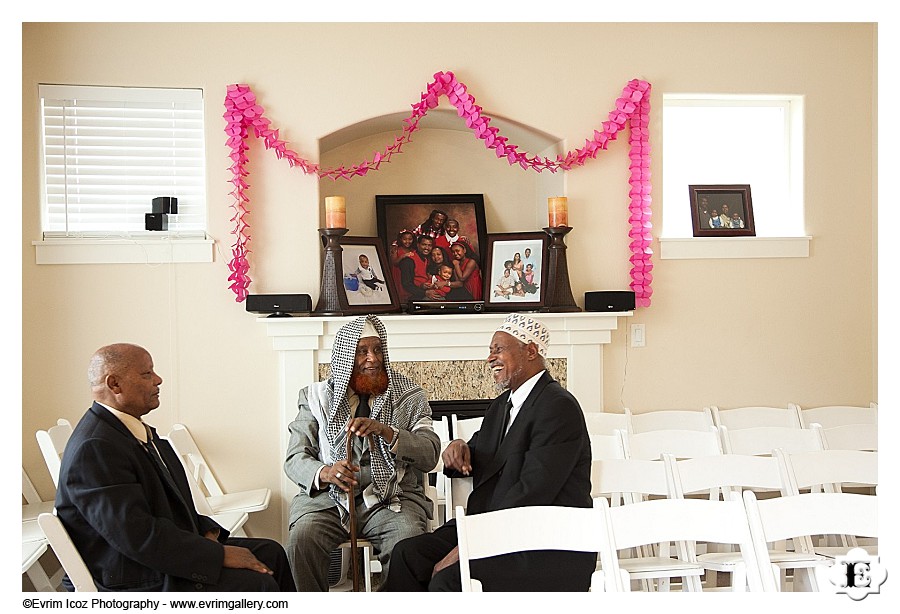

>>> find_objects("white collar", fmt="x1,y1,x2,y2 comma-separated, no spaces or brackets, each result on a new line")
98,401,149,443
508,370,546,410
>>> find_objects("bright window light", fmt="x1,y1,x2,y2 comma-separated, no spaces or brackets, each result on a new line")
662,95,804,238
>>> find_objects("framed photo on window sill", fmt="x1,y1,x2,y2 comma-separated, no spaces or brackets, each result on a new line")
689,184,756,237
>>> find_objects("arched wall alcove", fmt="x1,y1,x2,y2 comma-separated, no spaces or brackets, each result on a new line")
317,107,566,238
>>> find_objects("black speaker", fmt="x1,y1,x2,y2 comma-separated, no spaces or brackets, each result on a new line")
145,213,168,231
245,294,311,317
152,196,178,214
584,291,635,312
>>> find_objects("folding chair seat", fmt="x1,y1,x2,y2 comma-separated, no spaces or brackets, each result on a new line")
774,448,877,557
592,456,704,591
596,496,763,592
165,424,270,532
35,419,73,487
664,453,821,590
791,402,877,430
37,513,98,592
625,408,714,434
710,405,801,430
742,491,877,591
455,504,605,591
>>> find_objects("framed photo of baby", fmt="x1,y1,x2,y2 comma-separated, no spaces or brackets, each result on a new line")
483,232,548,311
337,236,400,314
376,194,488,304
689,184,756,237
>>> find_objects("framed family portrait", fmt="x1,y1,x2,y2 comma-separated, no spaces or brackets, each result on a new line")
376,194,489,304
689,184,756,237
483,232,548,311
336,236,400,314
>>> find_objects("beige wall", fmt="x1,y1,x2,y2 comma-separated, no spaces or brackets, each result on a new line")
21,22,877,539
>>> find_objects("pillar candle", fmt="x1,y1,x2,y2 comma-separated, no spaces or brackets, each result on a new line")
548,197,569,227
324,196,346,229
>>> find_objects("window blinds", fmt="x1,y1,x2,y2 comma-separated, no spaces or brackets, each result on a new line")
39,85,207,235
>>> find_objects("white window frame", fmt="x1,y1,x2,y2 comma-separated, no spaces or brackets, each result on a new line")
659,93,811,260
34,84,212,264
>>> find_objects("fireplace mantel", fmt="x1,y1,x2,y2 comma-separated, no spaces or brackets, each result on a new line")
259,310,630,538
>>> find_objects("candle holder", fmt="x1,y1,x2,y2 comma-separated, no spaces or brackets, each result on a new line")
541,226,582,313
313,227,350,316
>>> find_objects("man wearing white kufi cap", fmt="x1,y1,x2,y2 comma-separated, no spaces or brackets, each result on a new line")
284,315,440,591
385,314,593,592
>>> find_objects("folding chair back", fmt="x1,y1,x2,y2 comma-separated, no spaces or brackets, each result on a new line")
585,411,628,436
626,408,714,434
817,423,878,451
623,427,722,460
719,424,823,456
37,513,98,592
450,415,482,442
35,419,73,487
792,403,877,429
710,405,801,430
455,505,605,591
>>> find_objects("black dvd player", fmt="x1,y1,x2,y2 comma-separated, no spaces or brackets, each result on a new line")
408,301,485,314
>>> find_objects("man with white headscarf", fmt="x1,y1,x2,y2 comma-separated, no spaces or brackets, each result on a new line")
383,314,594,592
284,315,440,591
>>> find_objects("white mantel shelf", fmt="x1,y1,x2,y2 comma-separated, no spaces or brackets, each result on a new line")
259,310,631,541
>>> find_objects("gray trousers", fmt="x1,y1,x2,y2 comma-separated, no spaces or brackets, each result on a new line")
287,497,427,591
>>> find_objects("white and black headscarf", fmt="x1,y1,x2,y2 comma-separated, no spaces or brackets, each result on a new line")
323,314,431,516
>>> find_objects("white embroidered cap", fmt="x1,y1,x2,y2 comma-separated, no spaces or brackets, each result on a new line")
496,313,550,357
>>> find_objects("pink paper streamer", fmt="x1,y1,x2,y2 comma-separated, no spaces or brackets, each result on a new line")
223,73,653,306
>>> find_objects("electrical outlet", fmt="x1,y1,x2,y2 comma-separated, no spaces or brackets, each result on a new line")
631,324,646,348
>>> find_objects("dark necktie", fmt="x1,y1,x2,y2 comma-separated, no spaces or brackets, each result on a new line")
499,399,513,444
143,425,173,480
357,394,371,419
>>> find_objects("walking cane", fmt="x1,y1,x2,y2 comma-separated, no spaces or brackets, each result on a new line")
345,433,361,592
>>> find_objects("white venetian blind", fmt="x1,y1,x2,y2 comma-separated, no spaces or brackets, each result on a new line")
39,84,207,235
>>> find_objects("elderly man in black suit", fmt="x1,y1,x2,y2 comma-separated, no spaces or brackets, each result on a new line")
54,343,295,591
383,314,595,591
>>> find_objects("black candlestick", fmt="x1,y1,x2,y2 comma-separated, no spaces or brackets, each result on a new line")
313,228,350,316
542,226,582,313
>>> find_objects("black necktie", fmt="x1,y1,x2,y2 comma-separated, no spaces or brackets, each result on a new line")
357,395,371,419
143,425,173,479
499,399,513,444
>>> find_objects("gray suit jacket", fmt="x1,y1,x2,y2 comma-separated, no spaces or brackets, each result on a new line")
284,385,440,528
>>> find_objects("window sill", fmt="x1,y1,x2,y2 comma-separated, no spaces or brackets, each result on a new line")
33,235,215,264
659,236,811,260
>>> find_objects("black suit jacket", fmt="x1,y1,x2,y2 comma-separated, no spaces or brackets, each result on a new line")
445,372,594,590
55,403,228,591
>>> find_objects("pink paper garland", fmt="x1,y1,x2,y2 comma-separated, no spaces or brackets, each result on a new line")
223,72,653,306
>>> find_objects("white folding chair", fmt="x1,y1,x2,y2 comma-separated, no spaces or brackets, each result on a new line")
592,456,704,591
444,415,482,521
710,405,802,430
791,402,877,430
719,424,824,457
625,408,714,434
165,424,271,530
623,427,722,460
455,505,605,592
742,491,877,591
596,495,763,592
429,416,451,525
774,448,877,556
37,513,98,592
23,468,63,592
664,453,820,590
35,419,73,487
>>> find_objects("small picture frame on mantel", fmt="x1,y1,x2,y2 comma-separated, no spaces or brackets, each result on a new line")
336,236,401,315
483,232,549,311
689,184,756,237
